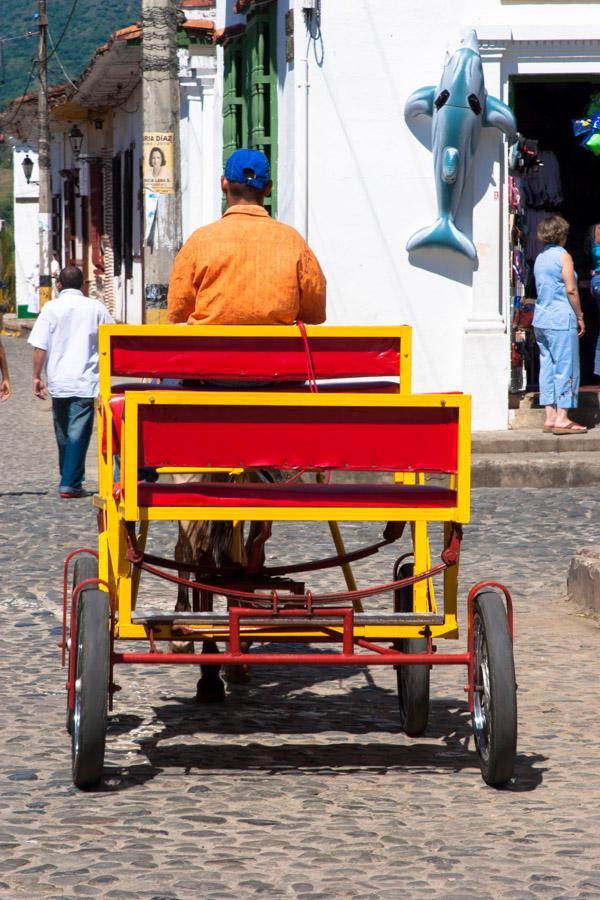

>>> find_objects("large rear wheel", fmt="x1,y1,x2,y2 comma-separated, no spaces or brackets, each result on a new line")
472,590,517,787
394,563,430,736
66,556,98,734
71,588,110,789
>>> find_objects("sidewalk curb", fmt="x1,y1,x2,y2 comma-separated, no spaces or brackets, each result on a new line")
567,549,600,619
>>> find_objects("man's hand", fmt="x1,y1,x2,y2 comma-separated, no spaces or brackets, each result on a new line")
33,376,47,399
0,378,10,401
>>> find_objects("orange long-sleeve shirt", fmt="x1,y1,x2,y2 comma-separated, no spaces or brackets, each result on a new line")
167,205,326,325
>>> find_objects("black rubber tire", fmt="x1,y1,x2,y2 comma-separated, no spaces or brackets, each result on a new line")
71,588,110,790
394,563,430,736
66,556,99,734
472,590,517,787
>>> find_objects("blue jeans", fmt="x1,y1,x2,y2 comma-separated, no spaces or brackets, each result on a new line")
534,327,580,408
52,397,95,493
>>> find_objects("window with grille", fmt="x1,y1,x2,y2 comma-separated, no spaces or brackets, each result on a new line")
222,4,278,214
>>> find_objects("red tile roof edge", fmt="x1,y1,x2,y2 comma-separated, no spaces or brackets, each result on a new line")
213,23,246,46
179,0,215,7
182,19,215,31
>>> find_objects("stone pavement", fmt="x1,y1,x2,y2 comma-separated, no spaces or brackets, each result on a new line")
1,334,600,899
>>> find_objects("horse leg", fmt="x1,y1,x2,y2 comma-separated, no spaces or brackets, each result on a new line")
169,519,196,653
222,519,271,685
196,639,225,703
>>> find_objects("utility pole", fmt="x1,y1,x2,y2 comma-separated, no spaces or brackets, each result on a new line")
0,219,4,316
37,0,52,308
141,0,182,324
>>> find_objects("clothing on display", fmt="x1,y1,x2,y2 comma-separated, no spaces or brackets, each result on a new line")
589,224,600,376
522,151,563,209
508,134,566,392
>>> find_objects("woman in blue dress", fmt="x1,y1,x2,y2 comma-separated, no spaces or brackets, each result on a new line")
533,215,587,434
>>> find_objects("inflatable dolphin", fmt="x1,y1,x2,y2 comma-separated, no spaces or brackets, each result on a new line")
405,30,517,261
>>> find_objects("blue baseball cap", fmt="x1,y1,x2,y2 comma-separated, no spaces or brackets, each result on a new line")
224,148,271,189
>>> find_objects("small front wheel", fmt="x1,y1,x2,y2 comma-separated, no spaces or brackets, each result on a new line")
71,588,110,789
472,590,517,787
394,563,430,736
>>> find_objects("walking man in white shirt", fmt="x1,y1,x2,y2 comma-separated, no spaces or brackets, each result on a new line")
28,266,114,498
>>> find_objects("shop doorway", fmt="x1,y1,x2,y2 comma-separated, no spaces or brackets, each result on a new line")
509,76,600,392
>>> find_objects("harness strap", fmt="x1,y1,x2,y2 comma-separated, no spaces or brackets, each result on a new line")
124,521,463,607
296,319,318,393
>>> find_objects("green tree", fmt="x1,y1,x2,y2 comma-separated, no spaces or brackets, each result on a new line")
0,0,139,110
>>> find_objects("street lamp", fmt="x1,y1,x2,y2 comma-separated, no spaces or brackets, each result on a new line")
68,124,84,161
21,154,35,183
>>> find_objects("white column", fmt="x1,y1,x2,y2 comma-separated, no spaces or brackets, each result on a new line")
180,52,218,238
462,39,512,431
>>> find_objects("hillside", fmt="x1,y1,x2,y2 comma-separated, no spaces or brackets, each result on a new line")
0,0,139,111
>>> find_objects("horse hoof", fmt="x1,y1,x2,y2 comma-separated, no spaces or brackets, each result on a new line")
169,640,195,654
223,664,252,684
195,677,226,703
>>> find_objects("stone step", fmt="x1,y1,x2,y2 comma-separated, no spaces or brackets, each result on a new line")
472,428,600,486
0,313,21,334
509,389,600,429
509,407,600,428
472,430,600,454
472,451,600,488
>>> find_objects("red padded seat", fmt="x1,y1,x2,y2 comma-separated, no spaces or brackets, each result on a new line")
136,481,457,509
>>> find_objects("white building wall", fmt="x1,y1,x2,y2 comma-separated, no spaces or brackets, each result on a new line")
111,100,143,323
12,144,40,315
180,46,221,240
248,0,600,430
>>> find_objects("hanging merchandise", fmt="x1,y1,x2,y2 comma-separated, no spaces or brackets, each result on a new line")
522,151,562,209
507,131,556,393
508,135,542,173
571,92,600,156
571,113,600,156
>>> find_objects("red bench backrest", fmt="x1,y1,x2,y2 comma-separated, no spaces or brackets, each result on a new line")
135,399,460,474
105,330,407,383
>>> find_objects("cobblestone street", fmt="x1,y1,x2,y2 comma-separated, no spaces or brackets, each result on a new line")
1,335,600,899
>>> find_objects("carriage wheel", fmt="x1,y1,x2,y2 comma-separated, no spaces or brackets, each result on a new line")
71,588,110,789
66,556,99,734
472,590,517,787
394,563,430,736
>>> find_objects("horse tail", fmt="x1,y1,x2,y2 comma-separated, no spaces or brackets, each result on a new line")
208,521,236,567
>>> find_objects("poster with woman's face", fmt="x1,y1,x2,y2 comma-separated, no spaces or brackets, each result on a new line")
143,132,174,193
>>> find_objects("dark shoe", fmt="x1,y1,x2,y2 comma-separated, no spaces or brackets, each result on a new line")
59,489,91,499
195,676,226,703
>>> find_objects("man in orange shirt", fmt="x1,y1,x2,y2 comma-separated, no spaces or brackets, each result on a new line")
167,148,326,325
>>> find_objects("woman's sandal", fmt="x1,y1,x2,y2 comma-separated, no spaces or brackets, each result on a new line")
552,423,587,435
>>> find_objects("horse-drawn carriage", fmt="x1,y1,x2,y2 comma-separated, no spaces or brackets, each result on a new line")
63,324,517,789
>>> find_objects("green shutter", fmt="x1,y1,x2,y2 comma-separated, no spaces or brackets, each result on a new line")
222,4,278,215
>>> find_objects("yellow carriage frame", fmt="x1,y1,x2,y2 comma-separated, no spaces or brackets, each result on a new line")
93,324,470,646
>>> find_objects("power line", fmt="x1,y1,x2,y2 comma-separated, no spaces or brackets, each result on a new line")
0,30,37,43
47,26,77,90
44,0,78,63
